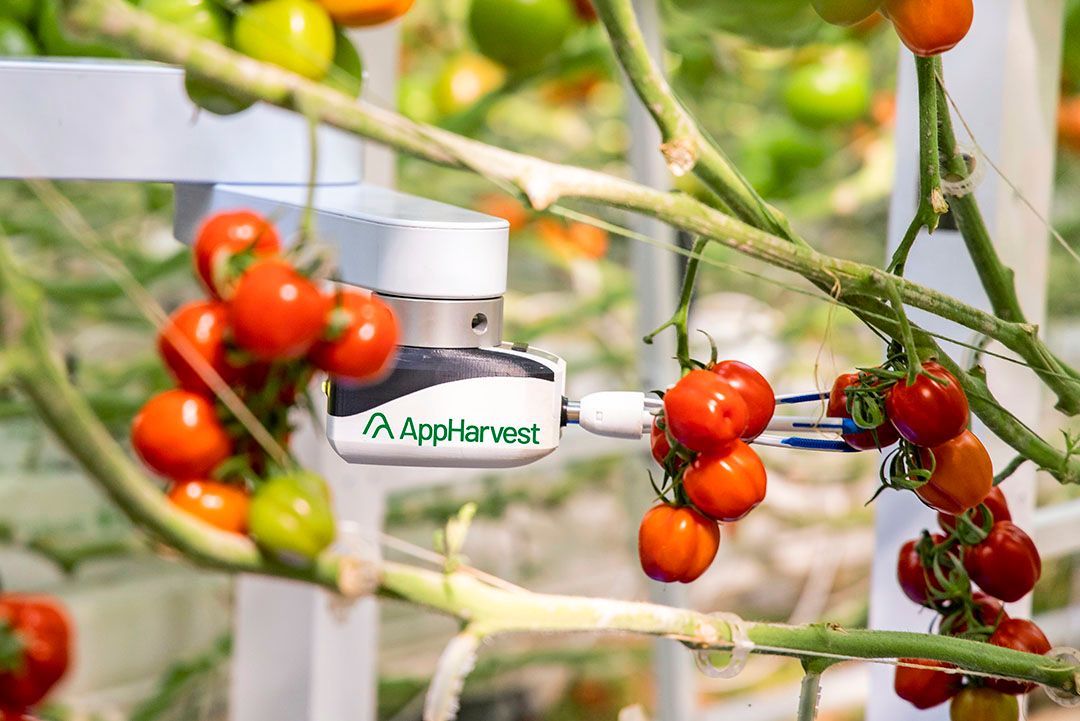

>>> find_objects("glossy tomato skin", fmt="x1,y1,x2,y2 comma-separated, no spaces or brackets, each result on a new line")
662,370,749,453
309,290,398,381
916,430,993,515
193,210,281,298
886,362,969,447
0,595,71,711
883,0,973,57
783,44,872,128
965,521,1041,603
810,0,882,26
316,0,413,26
938,485,1010,534
827,372,900,450
896,534,952,606
248,472,336,562
638,504,720,583
709,360,775,440
468,0,574,70
949,687,1019,721
157,300,240,395
234,0,335,79
894,659,961,710
985,619,1052,694
167,480,250,534
131,390,233,480
229,259,331,361
681,441,767,522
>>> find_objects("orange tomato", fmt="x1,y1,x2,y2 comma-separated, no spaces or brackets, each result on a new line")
316,0,414,26
883,0,973,57
476,193,531,232
638,504,720,583
537,219,608,260
1059,96,1080,153
916,430,992,515
168,480,251,534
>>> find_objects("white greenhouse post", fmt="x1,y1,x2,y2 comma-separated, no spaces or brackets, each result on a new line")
230,21,401,721
868,3,1064,721
624,2,696,720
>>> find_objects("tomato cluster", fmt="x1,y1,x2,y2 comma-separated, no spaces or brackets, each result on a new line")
892,487,1050,718
0,595,71,716
133,209,398,562
639,361,775,584
809,0,974,57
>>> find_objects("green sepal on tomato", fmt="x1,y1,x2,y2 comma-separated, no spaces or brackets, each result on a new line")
0,595,71,713
827,371,899,450
248,471,337,563
896,533,964,607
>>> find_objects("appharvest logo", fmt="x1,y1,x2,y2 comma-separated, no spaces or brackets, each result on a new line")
362,412,541,447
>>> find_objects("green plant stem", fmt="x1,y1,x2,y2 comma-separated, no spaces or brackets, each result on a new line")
645,236,707,371
57,0,1080,474
797,671,821,721
3,241,1078,694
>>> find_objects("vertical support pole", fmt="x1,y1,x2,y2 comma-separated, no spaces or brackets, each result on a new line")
230,20,402,721
624,2,695,719
867,2,1063,720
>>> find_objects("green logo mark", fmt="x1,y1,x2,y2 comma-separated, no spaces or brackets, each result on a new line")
360,413,541,447
363,412,395,440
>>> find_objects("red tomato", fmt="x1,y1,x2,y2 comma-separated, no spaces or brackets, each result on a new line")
637,504,720,583
916,430,992,515
309,289,398,381
681,441,767,522
965,521,1041,603
709,360,775,439
938,485,1010,534
949,687,1019,721
131,390,233,480
157,300,242,395
167,480,250,534
662,370,749,453
985,618,1051,694
192,209,281,298
650,418,684,469
894,659,961,710
229,259,331,361
883,0,973,56
827,372,900,450
0,595,71,712
886,362,969,447
896,534,953,606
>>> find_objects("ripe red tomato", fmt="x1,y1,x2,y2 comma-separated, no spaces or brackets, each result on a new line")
157,300,242,395
915,430,992,515
681,441,767,522
965,521,1041,603
662,370,749,453
167,480,250,534
131,390,233,480
896,534,953,606
886,362,969,447
309,289,398,381
637,504,720,583
0,595,71,712
883,0,973,57
709,360,775,439
938,485,1010,534
192,210,281,298
827,372,900,450
985,618,1051,694
650,418,684,469
894,659,961,710
229,259,331,361
316,0,414,26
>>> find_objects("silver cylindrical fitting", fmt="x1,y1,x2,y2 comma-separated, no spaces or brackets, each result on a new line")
376,294,503,348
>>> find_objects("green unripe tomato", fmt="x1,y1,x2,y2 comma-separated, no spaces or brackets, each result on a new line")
234,0,335,80
185,76,257,115
467,0,574,70
782,44,871,128
0,17,38,56
1064,0,1080,91
37,0,127,57
949,688,1018,721
810,0,882,26
248,471,336,564
140,0,229,44
669,0,820,47
0,0,38,25
431,53,504,117
324,28,363,98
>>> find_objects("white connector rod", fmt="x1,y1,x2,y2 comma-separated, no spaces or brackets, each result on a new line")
567,392,659,439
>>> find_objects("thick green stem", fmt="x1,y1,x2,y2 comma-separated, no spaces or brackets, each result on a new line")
797,671,821,721
56,0,1080,472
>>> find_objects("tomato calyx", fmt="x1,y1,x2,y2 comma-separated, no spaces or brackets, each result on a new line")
0,621,23,674
876,439,934,499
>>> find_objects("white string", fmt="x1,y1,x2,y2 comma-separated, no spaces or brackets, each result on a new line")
1044,647,1080,707
694,612,754,679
